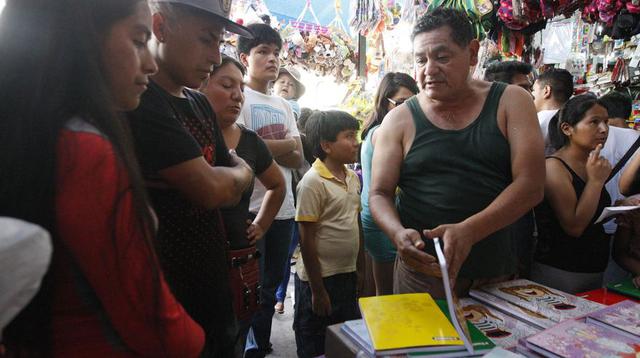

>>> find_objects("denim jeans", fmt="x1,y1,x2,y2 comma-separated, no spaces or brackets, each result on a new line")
275,223,300,303
247,218,294,356
293,272,360,358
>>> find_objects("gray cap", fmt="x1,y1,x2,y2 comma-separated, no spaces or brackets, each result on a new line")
155,0,253,38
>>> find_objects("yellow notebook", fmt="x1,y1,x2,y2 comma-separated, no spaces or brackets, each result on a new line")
359,293,464,355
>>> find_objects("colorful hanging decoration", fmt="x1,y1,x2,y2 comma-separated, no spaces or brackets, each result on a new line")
278,0,357,83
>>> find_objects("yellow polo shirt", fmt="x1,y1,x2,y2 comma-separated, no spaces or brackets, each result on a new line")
295,159,361,281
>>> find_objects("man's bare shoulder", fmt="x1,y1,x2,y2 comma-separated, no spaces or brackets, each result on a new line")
378,102,414,135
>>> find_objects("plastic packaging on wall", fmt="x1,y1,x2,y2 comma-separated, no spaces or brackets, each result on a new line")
542,19,575,64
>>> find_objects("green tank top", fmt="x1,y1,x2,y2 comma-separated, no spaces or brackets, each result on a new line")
398,82,516,279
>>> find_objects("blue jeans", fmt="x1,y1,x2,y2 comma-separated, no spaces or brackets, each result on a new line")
247,218,294,356
275,223,300,303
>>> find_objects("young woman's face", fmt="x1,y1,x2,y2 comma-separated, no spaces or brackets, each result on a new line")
102,2,157,111
202,63,244,127
155,10,224,89
386,86,416,111
565,104,609,150
274,73,296,100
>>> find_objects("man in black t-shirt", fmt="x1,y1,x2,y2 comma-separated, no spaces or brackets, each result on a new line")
127,1,254,356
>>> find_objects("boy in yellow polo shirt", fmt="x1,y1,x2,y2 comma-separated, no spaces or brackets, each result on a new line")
293,110,364,358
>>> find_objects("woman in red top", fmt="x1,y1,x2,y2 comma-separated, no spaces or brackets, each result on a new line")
0,0,204,356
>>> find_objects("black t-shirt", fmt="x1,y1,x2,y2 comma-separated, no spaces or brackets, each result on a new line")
126,80,236,352
221,126,272,250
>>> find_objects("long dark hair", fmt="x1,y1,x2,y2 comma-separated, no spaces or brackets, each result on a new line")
0,0,160,354
549,94,607,150
361,72,418,140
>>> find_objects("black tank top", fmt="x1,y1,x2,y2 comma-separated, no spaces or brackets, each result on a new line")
534,156,611,273
398,82,517,279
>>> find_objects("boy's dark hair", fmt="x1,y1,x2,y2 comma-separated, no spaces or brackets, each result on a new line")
298,107,315,133
600,91,632,120
549,94,607,150
237,23,282,55
537,69,574,104
305,110,359,160
484,61,533,84
411,8,474,47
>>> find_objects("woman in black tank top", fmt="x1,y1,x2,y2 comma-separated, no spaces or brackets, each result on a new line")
533,95,612,293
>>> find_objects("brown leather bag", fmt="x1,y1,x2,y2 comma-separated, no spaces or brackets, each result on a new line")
227,246,261,322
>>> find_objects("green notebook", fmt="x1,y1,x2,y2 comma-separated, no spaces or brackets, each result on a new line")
407,300,496,357
607,279,640,299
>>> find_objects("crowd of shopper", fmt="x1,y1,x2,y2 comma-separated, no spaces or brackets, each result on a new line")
1,2,639,358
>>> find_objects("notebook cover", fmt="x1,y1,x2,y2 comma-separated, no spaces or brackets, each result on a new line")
358,293,463,354
470,288,556,329
608,279,640,300
478,279,604,323
460,297,540,349
586,300,640,339
526,319,640,357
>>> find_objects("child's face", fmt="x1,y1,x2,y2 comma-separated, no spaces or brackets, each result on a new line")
202,63,245,128
241,43,281,83
324,129,359,164
102,2,157,111
153,10,224,89
274,73,296,100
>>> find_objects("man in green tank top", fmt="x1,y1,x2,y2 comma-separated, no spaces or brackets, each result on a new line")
369,8,545,297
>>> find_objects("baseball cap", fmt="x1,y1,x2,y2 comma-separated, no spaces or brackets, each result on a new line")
154,0,253,38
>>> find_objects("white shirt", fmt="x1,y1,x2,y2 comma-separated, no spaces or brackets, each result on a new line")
601,126,640,234
0,218,52,336
238,87,300,220
538,109,559,156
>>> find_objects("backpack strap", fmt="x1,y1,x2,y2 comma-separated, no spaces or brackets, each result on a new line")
607,136,640,183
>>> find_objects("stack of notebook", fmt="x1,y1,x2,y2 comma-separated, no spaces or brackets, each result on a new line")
466,279,640,357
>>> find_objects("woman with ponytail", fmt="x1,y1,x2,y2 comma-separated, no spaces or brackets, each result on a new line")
532,94,612,293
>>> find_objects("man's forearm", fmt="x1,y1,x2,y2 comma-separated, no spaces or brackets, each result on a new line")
274,150,302,169
463,177,543,243
369,192,405,244
264,138,296,157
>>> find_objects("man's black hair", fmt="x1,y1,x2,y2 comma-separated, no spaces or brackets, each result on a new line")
536,69,574,104
411,8,474,47
484,61,533,84
600,91,632,120
237,23,282,55
305,110,359,160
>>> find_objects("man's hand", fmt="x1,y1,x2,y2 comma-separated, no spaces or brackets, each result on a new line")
394,228,440,276
229,149,254,192
311,288,332,316
634,276,640,288
246,219,265,245
424,223,477,285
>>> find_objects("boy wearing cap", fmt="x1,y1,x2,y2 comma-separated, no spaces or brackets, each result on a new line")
127,1,254,356
237,23,303,358
273,66,306,119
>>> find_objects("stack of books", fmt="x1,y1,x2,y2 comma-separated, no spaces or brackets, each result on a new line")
341,238,495,357
523,301,640,357
465,279,640,357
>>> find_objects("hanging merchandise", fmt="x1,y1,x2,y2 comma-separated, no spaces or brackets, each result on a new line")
425,0,493,39
612,57,631,86
279,1,357,83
